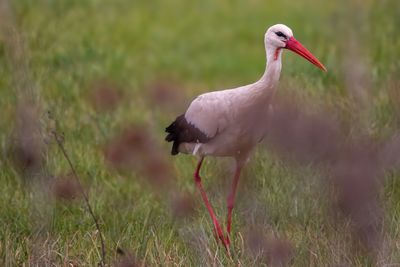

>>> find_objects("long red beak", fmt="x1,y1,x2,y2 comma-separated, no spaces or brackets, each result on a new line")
285,37,327,72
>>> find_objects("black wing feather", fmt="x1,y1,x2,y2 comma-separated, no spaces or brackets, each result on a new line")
165,114,210,155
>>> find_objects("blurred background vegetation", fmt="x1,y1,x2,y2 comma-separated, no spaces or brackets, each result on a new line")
1,0,400,266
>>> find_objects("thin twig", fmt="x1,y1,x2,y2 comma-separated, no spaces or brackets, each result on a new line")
51,130,106,266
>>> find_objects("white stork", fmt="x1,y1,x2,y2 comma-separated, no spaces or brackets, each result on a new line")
165,24,326,249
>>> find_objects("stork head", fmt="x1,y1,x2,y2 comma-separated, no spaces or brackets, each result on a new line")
265,24,327,71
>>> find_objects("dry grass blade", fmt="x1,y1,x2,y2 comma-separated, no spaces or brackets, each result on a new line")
52,130,106,267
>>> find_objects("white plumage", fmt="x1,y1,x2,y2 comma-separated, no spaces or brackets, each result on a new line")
165,23,326,249
183,72,279,162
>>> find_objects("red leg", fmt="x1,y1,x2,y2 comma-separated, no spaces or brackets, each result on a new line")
194,157,228,249
226,165,242,244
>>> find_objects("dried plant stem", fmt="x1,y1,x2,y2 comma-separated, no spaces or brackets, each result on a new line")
52,130,106,266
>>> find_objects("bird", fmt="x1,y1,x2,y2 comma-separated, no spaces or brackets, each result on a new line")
165,24,326,249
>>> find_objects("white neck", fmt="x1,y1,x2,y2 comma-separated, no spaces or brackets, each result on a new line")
257,45,283,89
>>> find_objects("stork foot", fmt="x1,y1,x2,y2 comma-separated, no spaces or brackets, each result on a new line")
212,224,229,250
225,234,231,246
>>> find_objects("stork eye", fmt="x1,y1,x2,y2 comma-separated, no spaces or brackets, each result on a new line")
275,31,287,38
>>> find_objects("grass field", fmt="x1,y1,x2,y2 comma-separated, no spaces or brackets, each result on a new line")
1,0,400,266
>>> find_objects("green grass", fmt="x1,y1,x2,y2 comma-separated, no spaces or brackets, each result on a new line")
1,0,400,266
